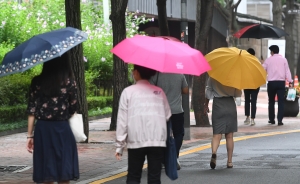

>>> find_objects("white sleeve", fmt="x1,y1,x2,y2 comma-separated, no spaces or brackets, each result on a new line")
115,90,128,154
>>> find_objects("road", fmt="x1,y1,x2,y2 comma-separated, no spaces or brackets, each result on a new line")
106,132,300,184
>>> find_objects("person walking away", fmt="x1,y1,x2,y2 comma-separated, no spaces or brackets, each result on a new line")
26,53,79,184
244,48,260,126
150,73,188,170
115,65,171,184
262,45,293,126
204,77,242,169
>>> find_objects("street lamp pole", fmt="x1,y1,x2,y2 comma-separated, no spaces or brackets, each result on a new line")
181,0,190,140
103,0,109,24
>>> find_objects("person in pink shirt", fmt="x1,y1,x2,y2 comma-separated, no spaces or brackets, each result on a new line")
262,45,293,126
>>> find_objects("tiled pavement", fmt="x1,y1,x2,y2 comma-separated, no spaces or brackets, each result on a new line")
1,91,300,184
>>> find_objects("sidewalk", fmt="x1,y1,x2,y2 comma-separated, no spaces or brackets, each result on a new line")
1,91,300,184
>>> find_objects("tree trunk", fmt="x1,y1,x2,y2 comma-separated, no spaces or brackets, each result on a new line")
285,0,295,76
225,2,234,47
65,0,89,141
192,0,214,127
271,0,283,28
156,0,170,36
109,0,129,130
297,52,300,77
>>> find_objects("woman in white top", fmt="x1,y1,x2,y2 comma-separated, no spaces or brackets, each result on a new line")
115,65,171,184
205,77,242,169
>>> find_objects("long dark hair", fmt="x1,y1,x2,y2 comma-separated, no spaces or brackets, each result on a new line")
37,52,74,97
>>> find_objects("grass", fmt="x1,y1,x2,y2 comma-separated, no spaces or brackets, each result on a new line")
88,107,112,117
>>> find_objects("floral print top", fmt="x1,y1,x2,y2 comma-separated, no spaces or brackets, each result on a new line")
26,77,78,120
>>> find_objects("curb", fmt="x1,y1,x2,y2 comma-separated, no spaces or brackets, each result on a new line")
0,127,27,137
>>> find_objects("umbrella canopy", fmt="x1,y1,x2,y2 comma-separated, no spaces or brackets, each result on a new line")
205,47,267,90
110,35,211,76
233,24,288,39
0,27,88,77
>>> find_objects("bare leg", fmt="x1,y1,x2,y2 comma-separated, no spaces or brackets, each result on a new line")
44,182,54,184
211,134,222,154
225,132,234,167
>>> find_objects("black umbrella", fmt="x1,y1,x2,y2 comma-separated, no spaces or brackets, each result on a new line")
233,24,288,60
233,24,288,39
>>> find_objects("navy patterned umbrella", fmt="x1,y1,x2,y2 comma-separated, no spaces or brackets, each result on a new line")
0,27,88,77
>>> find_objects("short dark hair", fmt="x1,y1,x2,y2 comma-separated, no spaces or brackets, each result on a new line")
269,45,279,54
247,48,255,56
133,65,157,80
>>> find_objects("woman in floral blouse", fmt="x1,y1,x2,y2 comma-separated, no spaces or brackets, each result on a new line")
26,53,79,184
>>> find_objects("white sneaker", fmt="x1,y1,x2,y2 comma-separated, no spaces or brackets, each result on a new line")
244,117,250,125
177,159,181,170
250,119,255,126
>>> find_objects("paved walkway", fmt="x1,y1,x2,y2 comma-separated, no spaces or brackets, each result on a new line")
0,91,300,184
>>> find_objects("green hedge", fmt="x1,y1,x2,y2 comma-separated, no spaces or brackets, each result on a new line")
87,96,113,110
0,105,27,124
0,96,113,124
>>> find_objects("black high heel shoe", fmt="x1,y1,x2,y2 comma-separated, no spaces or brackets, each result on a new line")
210,153,216,169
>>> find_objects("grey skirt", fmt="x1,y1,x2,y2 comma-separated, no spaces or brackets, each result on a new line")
212,97,237,134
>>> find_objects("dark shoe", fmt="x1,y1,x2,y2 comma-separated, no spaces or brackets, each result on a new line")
227,162,233,168
210,153,216,169
278,122,284,126
177,159,181,170
268,120,275,124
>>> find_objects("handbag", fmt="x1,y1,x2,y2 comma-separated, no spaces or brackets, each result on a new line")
286,88,296,101
69,113,87,142
164,120,178,180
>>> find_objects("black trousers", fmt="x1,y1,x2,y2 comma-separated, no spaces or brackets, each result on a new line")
170,113,185,158
127,147,164,184
244,88,260,119
267,81,285,123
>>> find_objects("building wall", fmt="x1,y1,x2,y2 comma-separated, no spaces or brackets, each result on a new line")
247,1,273,21
238,37,268,61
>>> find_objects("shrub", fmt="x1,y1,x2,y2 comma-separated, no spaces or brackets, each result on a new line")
0,73,33,105
0,105,27,124
0,41,15,64
87,96,113,110
0,96,113,124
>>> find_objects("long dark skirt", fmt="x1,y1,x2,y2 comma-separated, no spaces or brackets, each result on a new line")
33,120,79,183
212,97,238,134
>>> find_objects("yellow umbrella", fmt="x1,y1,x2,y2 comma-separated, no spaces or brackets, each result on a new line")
205,47,267,90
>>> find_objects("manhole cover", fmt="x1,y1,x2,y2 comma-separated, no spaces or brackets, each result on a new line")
0,165,31,173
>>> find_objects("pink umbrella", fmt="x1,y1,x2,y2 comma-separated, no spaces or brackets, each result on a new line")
110,35,211,76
